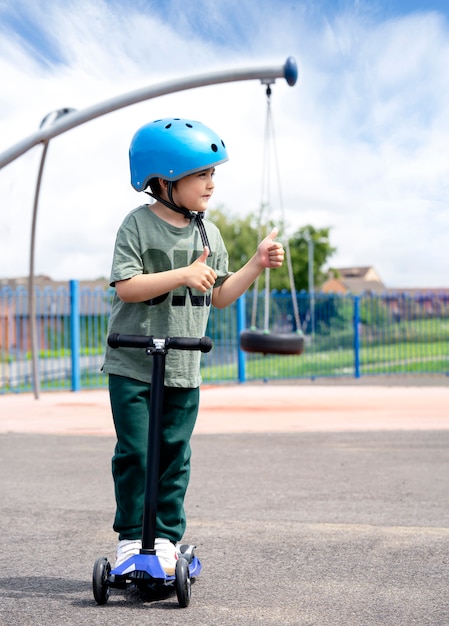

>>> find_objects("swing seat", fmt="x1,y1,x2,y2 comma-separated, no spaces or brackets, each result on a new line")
240,329,304,356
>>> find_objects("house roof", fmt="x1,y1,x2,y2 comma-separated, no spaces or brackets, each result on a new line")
321,265,386,294
321,277,386,295
335,266,374,279
340,278,386,294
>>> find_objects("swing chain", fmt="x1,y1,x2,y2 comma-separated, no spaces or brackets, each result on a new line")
251,78,302,335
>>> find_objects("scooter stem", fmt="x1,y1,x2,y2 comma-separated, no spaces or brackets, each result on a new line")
141,348,165,552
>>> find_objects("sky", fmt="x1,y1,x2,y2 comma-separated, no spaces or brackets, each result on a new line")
1,0,449,289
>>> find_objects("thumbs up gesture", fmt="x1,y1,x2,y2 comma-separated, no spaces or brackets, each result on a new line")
257,228,285,269
186,246,217,292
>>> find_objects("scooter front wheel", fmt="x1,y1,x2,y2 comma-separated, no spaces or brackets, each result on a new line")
92,556,111,605
175,557,191,608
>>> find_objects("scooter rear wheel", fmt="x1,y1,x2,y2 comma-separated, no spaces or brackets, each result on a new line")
92,556,111,605
175,557,191,608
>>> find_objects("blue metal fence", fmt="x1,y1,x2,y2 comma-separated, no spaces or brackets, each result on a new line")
0,282,448,393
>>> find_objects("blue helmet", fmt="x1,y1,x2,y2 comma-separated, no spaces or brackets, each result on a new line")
129,118,229,191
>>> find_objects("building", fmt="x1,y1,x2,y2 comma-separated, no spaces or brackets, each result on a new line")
320,266,449,321
0,275,110,353
321,266,386,295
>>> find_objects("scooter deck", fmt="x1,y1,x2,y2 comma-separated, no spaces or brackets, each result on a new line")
106,544,202,592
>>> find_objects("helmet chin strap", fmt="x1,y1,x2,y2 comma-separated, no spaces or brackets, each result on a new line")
145,182,211,254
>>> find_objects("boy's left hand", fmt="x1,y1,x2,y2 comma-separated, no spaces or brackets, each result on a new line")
257,228,285,269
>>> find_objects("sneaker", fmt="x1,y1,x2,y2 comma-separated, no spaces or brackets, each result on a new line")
115,539,142,567
155,537,179,575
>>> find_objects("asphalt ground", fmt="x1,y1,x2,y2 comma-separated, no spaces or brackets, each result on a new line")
0,380,448,625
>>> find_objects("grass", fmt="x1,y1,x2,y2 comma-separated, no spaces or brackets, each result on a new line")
1,318,448,389
201,338,448,382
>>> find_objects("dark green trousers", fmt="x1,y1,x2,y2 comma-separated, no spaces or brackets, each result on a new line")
109,374,199,543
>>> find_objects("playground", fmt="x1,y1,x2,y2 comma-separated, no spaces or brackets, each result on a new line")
1,2,448,621
1,47,448,625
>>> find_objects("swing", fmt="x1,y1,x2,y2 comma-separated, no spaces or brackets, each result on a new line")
239,83,304,356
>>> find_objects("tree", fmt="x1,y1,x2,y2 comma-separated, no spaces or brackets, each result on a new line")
207,206,260,269
277,225,337,292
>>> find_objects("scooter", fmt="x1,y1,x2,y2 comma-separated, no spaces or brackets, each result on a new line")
92,333,212,607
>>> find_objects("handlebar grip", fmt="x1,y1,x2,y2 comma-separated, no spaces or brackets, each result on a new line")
166,336,213,353
107,333,154,349
108,333,213,353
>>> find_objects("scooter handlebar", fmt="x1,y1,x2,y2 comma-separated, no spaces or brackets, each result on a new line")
108,333,153,349
107,333,212,353
166,336,213,353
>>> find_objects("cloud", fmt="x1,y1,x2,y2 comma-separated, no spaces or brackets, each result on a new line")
0,0,449,287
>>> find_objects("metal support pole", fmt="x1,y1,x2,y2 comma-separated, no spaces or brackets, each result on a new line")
70,280,81,391
236,294,246,383
28,141,50,399
306,232,315,343
28,109,77,399
353,296,361,378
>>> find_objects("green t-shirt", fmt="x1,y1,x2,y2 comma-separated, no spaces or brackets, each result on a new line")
103,205,231,387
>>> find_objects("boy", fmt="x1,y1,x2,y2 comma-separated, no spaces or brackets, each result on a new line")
103,118,284,574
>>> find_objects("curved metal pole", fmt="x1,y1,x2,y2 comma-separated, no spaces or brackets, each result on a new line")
29,141,49,399
0,57,297,169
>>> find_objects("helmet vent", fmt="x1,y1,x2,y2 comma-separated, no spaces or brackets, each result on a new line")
211,144,218,152
186,123,193,128
165,123,172,129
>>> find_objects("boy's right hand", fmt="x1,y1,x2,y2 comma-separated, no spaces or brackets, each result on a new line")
186,247,217,292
